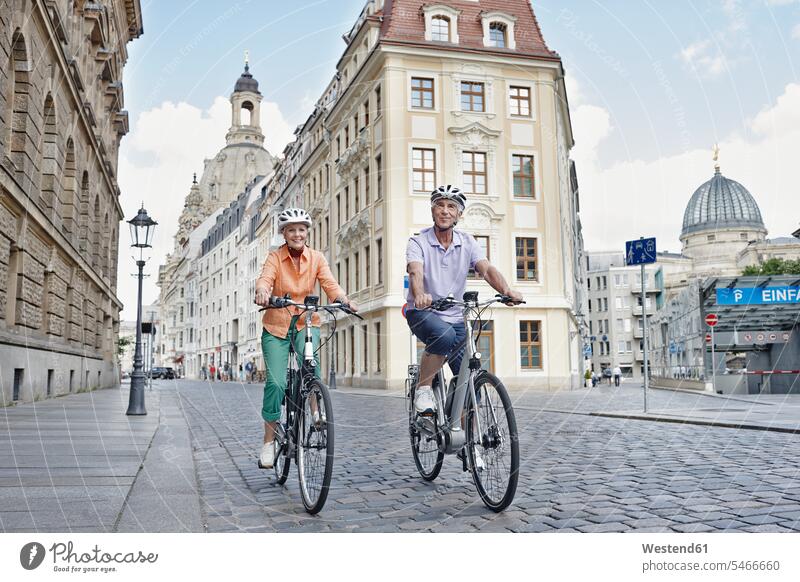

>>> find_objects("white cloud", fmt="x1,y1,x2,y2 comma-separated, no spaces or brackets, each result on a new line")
574,83,800,255
679,40,728,77
116,97,293,321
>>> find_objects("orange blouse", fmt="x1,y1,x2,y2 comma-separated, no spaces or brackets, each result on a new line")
255,244,344,339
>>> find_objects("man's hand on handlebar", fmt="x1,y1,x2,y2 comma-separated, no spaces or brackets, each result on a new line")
501,289,524,305
415,293,433,310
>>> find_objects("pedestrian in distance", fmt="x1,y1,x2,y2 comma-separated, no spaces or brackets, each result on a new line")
209,364,216,382
613,365,622,387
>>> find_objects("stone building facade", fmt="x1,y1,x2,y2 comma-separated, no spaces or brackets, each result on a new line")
262,0,584,390
1,0,141,404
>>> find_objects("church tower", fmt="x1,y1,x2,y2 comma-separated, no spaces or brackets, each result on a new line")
226,52,265,146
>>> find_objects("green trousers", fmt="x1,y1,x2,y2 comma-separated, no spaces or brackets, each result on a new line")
261,321,321,422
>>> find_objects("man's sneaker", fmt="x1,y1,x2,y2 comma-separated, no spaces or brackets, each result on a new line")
458,446,486,472
414,385,436,416
258,441,275,469
473,449,486,472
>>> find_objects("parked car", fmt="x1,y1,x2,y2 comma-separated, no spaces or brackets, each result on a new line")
151,367,175,379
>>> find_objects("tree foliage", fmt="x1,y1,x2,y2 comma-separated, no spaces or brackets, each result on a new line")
742,258,800,276
117,335,133,357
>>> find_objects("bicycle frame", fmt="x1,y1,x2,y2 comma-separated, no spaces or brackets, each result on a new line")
415,294,509,454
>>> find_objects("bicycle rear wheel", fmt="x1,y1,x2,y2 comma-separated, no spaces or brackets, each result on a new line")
296,378,334,514
408,378,444,481
273,395,291,485
467,371,519,512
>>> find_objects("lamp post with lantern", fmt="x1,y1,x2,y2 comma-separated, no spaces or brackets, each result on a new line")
126,205,157,416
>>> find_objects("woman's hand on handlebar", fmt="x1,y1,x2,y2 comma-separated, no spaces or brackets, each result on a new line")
254,288,270,307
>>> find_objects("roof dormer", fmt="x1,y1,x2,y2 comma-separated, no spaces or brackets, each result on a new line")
480,11,517,50
423,4,461,44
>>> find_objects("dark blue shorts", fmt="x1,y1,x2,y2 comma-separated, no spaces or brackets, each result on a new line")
406,309,466,375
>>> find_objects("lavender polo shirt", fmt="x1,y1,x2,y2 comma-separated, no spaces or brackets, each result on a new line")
406,226,487,323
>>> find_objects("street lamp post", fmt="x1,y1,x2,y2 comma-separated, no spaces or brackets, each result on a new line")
127,205,157,416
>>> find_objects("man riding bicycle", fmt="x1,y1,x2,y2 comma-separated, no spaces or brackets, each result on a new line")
406,185,523,417
254,207,357,469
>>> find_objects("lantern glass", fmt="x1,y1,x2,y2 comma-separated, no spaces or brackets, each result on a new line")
128,206,157,249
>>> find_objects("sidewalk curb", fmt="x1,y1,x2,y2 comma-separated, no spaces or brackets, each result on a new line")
586,411,800,434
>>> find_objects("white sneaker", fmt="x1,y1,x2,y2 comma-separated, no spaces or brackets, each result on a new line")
312,409,322,427
414,385,436,416
259,441,275,469
474,448,486,472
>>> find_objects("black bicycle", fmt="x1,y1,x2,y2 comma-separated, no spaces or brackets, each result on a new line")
259,294,362,514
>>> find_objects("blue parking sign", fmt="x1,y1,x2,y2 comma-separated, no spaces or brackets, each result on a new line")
626,237,657,266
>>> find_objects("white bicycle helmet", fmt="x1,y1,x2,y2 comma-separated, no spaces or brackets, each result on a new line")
277,207,312,232
430,185,466,212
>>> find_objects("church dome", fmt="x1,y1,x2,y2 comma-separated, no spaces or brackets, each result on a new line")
681,168,766,238
234,63,260,94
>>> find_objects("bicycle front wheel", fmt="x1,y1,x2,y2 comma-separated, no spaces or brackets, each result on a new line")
296,378,334,514
467,371,519,512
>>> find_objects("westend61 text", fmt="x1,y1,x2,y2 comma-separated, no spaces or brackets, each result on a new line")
50,542,159,564
642,543,708,554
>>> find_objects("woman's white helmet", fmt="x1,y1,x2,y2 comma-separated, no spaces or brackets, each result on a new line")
430,185,466,212
277,207,312,232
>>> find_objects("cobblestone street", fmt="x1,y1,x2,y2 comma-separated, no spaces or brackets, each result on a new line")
173,379,800,533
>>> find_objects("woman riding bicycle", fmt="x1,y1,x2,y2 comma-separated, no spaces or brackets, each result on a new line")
254,207,358,469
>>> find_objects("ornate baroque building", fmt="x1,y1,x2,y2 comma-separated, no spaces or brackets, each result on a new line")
261,0,584,390
156,64,274,377
1,0,142,404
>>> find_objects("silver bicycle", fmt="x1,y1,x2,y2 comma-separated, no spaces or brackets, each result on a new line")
406,292,522,512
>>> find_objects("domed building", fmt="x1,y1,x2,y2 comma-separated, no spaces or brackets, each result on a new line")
157,61,276,376
679,165,767,273
658,151,800,292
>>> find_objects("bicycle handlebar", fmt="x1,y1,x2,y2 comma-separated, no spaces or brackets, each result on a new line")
259,295,364,320
427,293,525,312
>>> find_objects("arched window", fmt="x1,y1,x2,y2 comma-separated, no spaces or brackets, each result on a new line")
489,23,506,48
78,171,90,258
40,93,59,214
92,196,101,269
240,101,253,126
6,30,29,172
62,138,77,239
431,16,450,42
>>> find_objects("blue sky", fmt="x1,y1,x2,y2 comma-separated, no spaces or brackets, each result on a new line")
117,1,800,318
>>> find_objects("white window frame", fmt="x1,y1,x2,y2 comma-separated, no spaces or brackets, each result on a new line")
481,11,517,49
423,4,461,43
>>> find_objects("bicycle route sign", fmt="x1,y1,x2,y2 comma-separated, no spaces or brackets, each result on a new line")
625,237,657,266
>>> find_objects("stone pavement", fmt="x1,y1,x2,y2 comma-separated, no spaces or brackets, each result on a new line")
2,379,800,533
0,383,202,533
